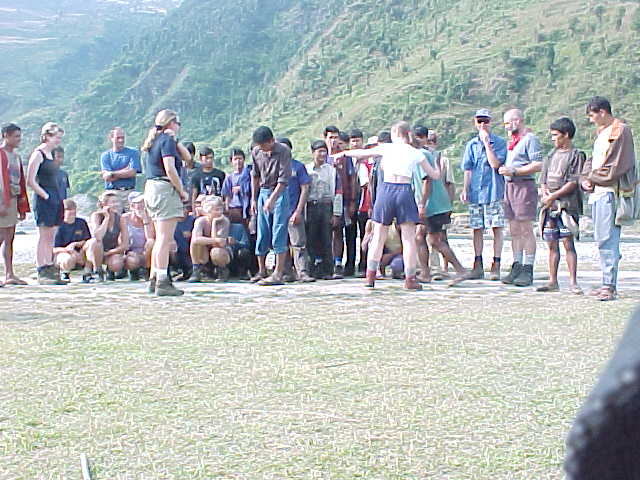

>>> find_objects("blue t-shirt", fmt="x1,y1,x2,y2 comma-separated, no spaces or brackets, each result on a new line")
100,147,142,189
174,214,195,254
57,169,70,199
145,134,182,179
54,217,91,248
286,159,311,216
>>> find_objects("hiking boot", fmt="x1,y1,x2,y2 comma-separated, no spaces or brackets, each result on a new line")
513,264,533,287
501,262,522,285
38,265,66,285
128,268,141,281
96,268,106,283
215,267,230,283
466,259,484,280
147,275,156,293
404,275,423,291
489,262,501,281
155,277,184,296
365,269,376,288
106,270,116,281
332,265,344,280
187,265,204,283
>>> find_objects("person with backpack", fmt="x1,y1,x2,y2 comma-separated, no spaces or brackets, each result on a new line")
536,117,585,294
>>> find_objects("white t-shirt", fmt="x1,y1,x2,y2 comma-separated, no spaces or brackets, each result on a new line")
589,124,615,204
378,142,425,182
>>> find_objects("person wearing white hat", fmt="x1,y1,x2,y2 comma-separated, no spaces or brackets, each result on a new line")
122,191,155,281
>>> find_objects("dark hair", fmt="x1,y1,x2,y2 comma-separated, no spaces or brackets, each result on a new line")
586,96,612,115
183,141,196,156
378,131,392,143
277,137,292,150
1,123,21,137
338,132,350,143
412,125,429,137
311,140,328,152
229,148,245,159
323,125,339,136
549,117,576,139
349,129,364,140
252,126,274,144
52,146,65,156
199,147,214,157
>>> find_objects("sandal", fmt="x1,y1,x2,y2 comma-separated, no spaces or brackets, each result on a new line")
569,285,584,295
257,275,284,286
598,287,617,302
4,277,27,286
250,272,267,283
536,283,560,292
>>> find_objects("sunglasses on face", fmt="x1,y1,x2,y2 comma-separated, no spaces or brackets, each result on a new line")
476,117,490,124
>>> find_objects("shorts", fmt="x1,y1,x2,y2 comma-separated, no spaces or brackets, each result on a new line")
33,186,63,227
469,201,506,230
371,182,419,226
426,211,451,234
144,179,183,221
542,213,578,241
0,196,18,228
504,180,538,221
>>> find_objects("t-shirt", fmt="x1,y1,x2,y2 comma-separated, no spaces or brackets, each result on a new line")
54,217,90,248
181,162,201,194
540,148,584,215
377,142,425,181
100,147,141,189
250,142,292,189
57,169,70,199
414,149,451,217
145,133,182,179
192,168,225,197
505,132,542,182
3,150,23,197
286,159,311,216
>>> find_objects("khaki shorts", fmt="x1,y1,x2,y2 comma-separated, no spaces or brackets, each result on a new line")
144,179,183,221
0,196,18,228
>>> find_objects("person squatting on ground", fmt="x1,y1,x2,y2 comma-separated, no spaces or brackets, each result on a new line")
249,126,292,286
460,109,507,282
53,199,91,282
142,109,189,296
27,122,67,285
581,96,637,302
0,123,29,286
306,140,343,280
337,121,441,290
122,191,155,281
499,108,543,287
536,117,585,295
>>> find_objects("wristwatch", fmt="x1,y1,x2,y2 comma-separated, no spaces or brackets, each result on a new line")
510,166,517,176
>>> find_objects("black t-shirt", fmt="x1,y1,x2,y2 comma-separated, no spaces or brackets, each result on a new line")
192,168,226,196
54,217,91,248
145,133,182,179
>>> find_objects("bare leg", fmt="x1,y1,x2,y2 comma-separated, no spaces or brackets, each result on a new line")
428,232,465,274
472,228,484,258
1,226,23,281
492,227,504,259
399,223,418,276
367,222,389,264
36,226,58,267
546,239,560,286
415,224,430,281
83,239,104,272
563,236,579,287
152,218,178,278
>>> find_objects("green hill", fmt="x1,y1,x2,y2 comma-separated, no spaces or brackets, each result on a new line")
4,0,640,194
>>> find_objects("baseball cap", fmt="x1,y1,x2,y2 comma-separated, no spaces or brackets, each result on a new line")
474,108,492,119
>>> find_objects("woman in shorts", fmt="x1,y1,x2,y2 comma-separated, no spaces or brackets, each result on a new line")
141,109,189,296
334,121,440,290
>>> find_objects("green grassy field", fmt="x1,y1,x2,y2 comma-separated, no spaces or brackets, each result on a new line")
0,265,637,479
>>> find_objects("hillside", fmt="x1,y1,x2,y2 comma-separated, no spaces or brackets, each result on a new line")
3,0,640,194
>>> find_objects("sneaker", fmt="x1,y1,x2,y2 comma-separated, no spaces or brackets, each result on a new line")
488,262,501,281
155,277,184,296
82,273,94,283
513,264,534,287
343,266,355,277
115,269,127,280
216,267,230,283
501,262,522,285
61,272,71,283
38,265,66,286
147,275,156,294
106,270,116,281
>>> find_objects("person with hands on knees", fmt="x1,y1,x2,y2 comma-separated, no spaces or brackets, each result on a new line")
122,191,155,281
53,199,91,282
141,109,189,296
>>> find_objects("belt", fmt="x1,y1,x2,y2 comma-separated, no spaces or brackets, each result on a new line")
149,177,171,183
109,186,134,191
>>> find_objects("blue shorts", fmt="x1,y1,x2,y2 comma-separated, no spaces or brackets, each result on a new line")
33,186,63,227
255,188,290,256
371,182,419,226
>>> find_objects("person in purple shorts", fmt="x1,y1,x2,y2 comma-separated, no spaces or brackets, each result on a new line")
334,121,440,290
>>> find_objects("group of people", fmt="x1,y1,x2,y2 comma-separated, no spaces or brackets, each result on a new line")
0,96,635,299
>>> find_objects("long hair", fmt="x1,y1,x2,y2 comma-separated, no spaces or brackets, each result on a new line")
141,109,178,152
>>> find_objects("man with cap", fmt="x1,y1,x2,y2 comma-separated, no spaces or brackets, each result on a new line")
461,108,508,280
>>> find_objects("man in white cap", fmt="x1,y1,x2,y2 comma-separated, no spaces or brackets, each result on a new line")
460,108,508,280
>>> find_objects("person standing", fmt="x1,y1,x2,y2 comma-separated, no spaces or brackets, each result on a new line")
498,109,543,287
581,97,636,301
27,122,67,285
191,147,225,204
100,127,142,211
460,109,508,281
52,147,70,200
250,126,292,286
0,123,29,286
141,110,189,296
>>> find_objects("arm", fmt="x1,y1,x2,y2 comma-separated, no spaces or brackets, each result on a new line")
176,142,191,164
337,146,382,159
26,150,48,199
105,215,129,256
109,166,137,179
250,175,260,215
418,178,432,218
210,217,230,248
512,162,542,176
89,211,110,241
162,156,188,202
418,157,440,180
461,170,472,204
290,183,309,225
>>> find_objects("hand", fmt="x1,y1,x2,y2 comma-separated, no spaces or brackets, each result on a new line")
289,210,302,225
227,237,236,246
460,189,469,204
251,200,257,216
418,205,426,219
581,179,594,192
165,128,176,139
478,124,490,144
0,206,7,217
541,195,555,209
101,205,112,215
498,166,509,176
43,193,50,201
18,212,26,221
232,186,241,195
347,205,355,219
263,199,274,213
331,215,341,228
179,190,189,202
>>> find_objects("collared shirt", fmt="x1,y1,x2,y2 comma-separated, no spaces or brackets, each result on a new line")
461,133,508,205
504,132,542,182
306,162,343,216
250,142,292,189
590,124,616,202
100,147,141,189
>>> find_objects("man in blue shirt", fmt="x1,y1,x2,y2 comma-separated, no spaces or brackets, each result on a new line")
100,127,142,212
278,138,314,282
461,109,508,281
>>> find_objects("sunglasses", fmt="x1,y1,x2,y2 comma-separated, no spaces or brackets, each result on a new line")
476,117,491,124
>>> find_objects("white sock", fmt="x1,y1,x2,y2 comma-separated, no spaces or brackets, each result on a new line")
523,253,535,266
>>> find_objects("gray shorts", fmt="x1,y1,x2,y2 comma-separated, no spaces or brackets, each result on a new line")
144,179,183,221
0,196,18,228
469,201,507,230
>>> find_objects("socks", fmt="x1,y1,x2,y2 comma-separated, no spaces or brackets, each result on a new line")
493,256,501,264
405,267,417,277
157,272,168,281
523,253,535,266
367,259,380,271
474,255,483,265
513,251,523,264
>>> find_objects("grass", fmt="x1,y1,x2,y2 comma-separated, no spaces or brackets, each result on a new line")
0,260,637,478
